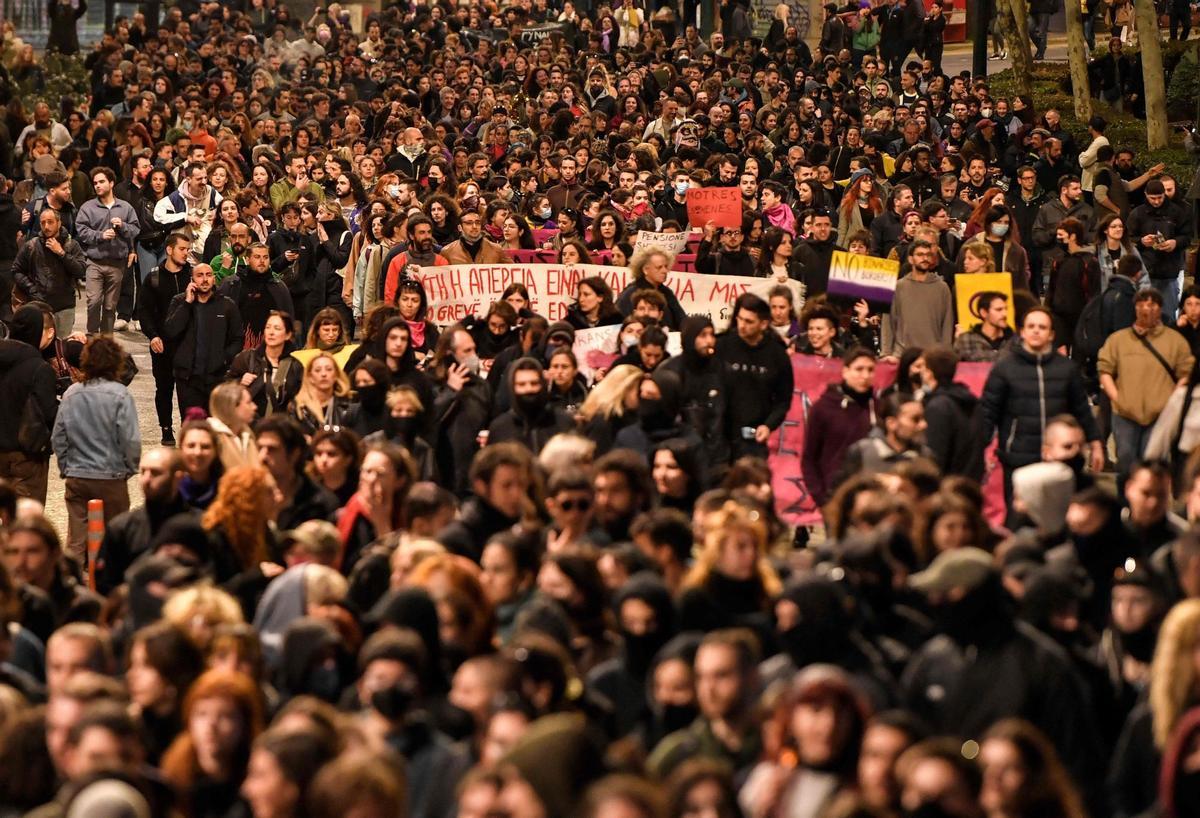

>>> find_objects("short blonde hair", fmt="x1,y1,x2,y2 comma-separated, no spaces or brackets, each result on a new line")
305,564,350,608
162,585,245,651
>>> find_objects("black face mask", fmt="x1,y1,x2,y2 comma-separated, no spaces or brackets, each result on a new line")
660,702,699,734
1119,619,1160,663
1063,452,1086,477
638,397,672,430
779,624,842,667
356,382,387,412
515,391,548,416
371,681,416,721
438,702,476,742
621,630,664,676
307,663,342,702
385,414,418,440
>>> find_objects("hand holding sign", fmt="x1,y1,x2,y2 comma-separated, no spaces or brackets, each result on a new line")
686,187,742,229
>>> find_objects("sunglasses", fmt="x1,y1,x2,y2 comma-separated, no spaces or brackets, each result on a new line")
557,497,592,512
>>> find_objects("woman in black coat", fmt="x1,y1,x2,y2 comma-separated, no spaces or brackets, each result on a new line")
48,0,87,55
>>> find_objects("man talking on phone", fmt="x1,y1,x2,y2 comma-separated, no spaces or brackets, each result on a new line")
162,263,244,417
270,152,326,212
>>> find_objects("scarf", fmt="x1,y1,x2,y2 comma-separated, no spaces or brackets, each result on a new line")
764,201,796,236
407,318,427,350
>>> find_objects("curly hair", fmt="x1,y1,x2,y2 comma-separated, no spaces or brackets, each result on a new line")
682,499,782,598
201,465,274,570
79,336,126,382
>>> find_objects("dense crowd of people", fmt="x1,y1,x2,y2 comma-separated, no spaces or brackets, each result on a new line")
2,2,1200,818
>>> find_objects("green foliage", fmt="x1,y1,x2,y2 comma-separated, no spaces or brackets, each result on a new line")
16,51,91,109
1166,45,1200,122
987,65,1193,183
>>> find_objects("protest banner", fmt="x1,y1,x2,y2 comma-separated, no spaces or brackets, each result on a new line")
685,187,742,228
633,229,691,257
826,251,900,304
572,326,682,382
518,22,566,44
768,354,1004,528
413,262,755,329
955,273,1016,329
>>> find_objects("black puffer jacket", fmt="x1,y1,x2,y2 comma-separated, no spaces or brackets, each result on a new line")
0,307,58,458
980,345,1100,467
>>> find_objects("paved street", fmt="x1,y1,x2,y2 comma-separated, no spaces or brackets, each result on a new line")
44,315,158,537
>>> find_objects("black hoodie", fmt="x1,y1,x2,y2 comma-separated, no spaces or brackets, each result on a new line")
715,327,794,438
586,572,678,737
662,316,729,471
0,305,57,457
923,381,985,480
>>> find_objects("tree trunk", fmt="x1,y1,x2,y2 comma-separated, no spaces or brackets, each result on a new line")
1135,0,1168,148
998,0,1035,96
1064,0,1093,120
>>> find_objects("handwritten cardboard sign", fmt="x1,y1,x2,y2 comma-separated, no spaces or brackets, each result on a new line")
685,187,742,229
633,229,691,257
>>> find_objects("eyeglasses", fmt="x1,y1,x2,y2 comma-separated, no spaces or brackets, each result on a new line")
558,497,592,512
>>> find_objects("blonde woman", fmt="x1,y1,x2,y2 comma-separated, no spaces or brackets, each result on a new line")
208,381,259,470
288,353,353,436
1111,598,1200,818
960,240,998,274
678,499,782,641
162,585,246,652
578,363,645,454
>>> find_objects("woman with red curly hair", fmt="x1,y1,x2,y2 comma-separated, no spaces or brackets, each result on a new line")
202,465,282,592
161,669,265,818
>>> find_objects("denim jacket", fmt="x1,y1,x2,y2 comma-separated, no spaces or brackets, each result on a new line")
51,379,141,479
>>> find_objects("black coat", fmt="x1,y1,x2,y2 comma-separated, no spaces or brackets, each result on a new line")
0,339,58,457
980,345,1100,467
487,402,575,454
136,262,191,344
923,382,985,480
163,294,244,379
94,498,196,595
437,495,518,562
433,376,492,496
226,346,303,417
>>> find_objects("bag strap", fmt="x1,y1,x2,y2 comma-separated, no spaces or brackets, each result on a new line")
1136,330,1179,382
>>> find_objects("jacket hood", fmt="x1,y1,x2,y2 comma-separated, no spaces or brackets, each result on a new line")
933,381,978,412
680,315,714,368
904,271,945,284
9,304,46,348
253,564,310,667
0,338,42,370
614,570,677,637
1012,461,1075,534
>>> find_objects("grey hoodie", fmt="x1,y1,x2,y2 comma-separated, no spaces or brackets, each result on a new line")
889,271,955,355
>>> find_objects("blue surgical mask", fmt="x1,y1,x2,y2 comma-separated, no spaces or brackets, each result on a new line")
675,181,689,195
539,207,552,219
989,222,1009,238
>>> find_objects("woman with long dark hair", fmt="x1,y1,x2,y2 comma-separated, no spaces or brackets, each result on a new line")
565,275,623,330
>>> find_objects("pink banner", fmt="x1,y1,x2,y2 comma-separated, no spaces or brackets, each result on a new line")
768,354,1005,528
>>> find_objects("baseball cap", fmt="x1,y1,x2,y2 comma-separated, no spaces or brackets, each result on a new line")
909,547,994,594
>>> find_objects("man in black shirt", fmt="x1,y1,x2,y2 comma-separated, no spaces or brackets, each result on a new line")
715,293,794,459
163,263,243,417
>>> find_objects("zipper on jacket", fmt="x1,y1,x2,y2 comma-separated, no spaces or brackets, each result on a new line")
1038,357,1046,436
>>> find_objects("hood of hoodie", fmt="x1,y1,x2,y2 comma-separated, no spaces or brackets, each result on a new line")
902,271,946,285
0,338,42,371
1012,461,1075,534
680,315,715,369
932,381,978,412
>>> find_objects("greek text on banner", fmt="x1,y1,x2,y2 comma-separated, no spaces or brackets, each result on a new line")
413,262,756,328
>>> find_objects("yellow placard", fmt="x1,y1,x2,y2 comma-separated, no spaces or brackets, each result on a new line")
955,273,1015,329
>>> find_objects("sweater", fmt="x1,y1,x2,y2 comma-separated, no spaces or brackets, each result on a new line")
889,273,955,355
